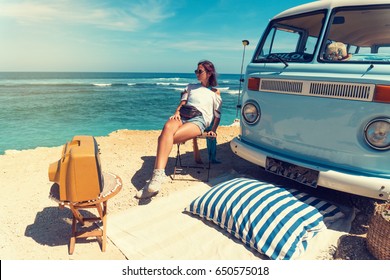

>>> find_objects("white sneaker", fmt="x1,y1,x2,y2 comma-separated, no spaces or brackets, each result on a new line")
135,185,158,199
135,173,168,199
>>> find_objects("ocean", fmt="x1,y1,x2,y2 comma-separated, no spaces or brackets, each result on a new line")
0,72,242,155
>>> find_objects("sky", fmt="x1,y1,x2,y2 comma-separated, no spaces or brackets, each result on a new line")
0,0,312,74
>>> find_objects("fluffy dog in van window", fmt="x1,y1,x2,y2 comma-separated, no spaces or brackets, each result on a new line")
325,42,352,61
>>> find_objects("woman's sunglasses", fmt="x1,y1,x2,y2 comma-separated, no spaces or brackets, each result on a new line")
194,69,206,75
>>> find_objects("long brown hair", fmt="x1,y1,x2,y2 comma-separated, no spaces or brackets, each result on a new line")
198,60,218,87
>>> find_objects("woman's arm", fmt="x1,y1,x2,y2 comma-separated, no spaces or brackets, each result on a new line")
170,92,187,120
207,88,222,136
209,117,220,135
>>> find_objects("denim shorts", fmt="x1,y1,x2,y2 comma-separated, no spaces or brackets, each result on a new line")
181,115,206,134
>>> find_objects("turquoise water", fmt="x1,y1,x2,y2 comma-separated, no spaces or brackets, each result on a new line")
0,72,241,154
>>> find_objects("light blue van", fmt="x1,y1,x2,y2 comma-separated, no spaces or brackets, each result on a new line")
231,0,390,200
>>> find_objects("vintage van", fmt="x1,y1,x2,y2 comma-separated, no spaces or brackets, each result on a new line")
231,0,390,200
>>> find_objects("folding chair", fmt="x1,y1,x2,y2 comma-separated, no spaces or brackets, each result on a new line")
49,172,122,255
173,132,217,182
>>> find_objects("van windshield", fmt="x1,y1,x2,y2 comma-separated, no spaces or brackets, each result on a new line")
254,5,390,64
254,11,326,63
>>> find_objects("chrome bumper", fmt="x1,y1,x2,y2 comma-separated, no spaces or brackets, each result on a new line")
230,137,390,200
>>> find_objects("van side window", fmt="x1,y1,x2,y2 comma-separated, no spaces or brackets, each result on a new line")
320,6,390,63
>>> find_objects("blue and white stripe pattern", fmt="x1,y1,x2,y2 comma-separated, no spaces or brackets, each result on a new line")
186,178,343,260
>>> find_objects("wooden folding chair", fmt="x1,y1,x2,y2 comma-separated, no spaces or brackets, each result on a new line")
173,132,217,182
49,172,122,255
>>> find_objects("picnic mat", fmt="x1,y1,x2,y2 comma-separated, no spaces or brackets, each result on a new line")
107,174,354,260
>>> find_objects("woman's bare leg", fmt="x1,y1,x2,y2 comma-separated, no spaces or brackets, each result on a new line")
192,138,203,164
154,119,182,169
154,121,201,169
136,121,201,199
136,119,181,199
173,122,202,144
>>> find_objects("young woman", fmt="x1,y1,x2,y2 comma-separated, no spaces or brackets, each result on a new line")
136,60,222,199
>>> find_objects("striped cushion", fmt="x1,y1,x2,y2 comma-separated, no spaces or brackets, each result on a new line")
185,177,344,260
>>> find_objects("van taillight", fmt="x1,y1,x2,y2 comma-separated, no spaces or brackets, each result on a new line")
374,85,390,103
248,77,261,91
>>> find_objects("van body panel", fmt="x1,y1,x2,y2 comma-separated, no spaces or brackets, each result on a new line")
232,0,390,200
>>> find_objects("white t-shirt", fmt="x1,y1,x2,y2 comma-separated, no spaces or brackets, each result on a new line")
181,83,222,128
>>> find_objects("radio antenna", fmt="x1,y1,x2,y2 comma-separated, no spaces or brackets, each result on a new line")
236,39,249,118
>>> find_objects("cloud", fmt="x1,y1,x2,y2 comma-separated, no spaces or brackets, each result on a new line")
129,0,175,23
0,0,175,32
158,36,256,53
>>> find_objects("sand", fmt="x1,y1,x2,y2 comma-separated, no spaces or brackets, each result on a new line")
0,125,377,260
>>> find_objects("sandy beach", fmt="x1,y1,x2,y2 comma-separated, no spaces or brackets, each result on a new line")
0,125,378,260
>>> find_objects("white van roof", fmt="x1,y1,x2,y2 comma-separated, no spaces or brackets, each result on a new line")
274,0,389,19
